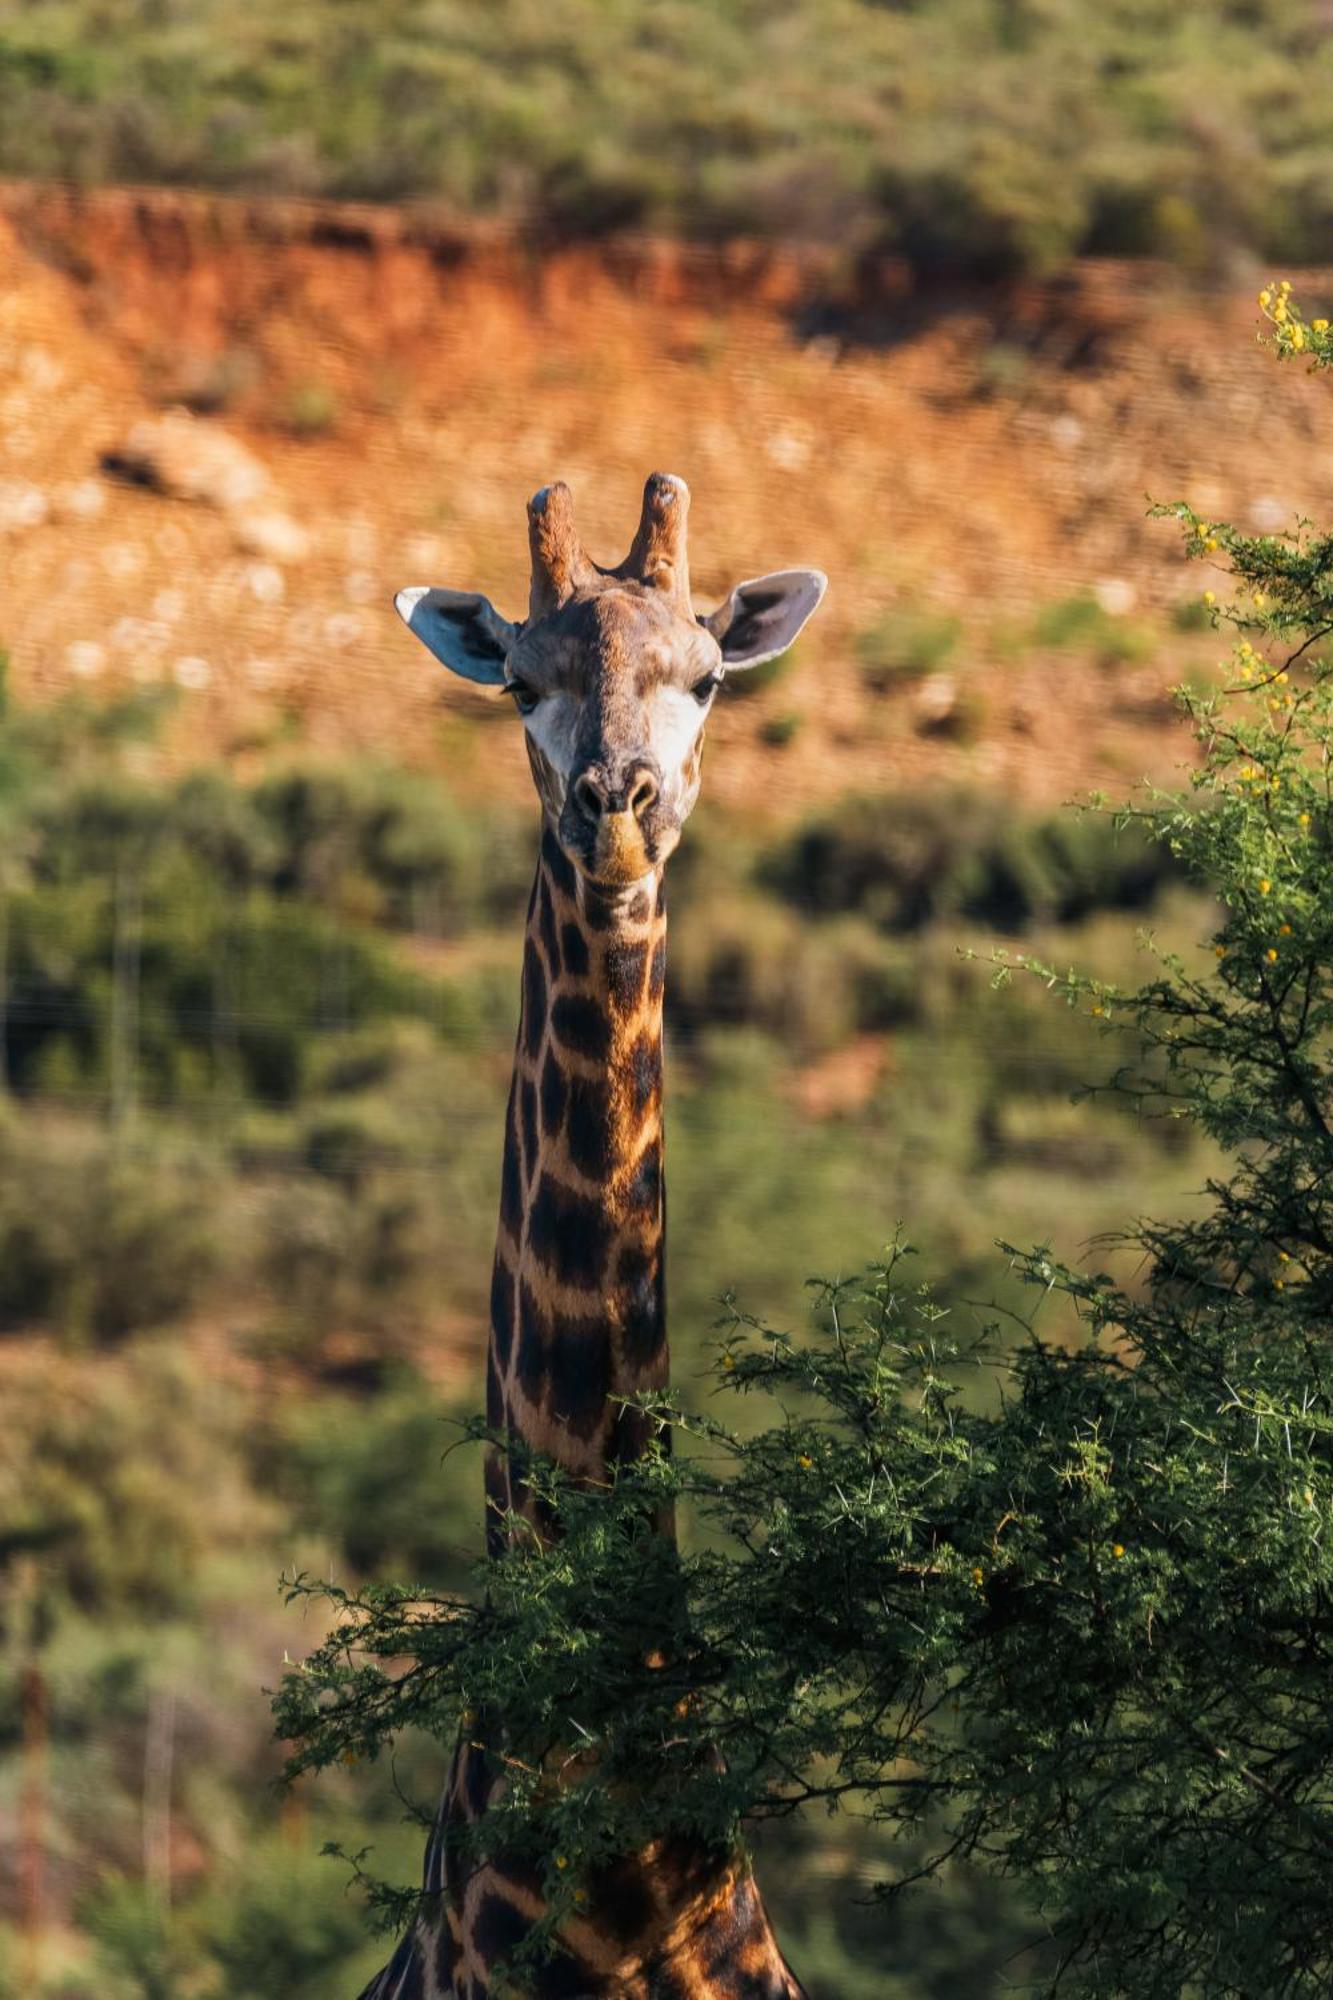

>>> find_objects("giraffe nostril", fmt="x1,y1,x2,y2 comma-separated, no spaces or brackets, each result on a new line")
629,769,659,821
574,773,606,824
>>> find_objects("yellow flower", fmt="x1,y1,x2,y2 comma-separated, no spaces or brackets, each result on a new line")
1091,1002,1105,1016
1299,812,1311,827
971,1566,985,1587
1275,302,1288,323
1253,592,1266,608
1214,944,1226,959
1316,319,1330,334
798,1453,813,1470
1259,289,1272,307
1279,923,1293,935
1203,589,1215,606
1292,326,1306,351
1112,1543,1125,1559
1305,1486,1315,1508
1275,1277,1285,1289
556,1855,569,1871
1267,947,1279,962
1279,1250,1290,1262
723,1354,736,1370
1259,878,1272,894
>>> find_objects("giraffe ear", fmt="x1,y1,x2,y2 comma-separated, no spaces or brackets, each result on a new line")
703,569,828,670
394,587,520,685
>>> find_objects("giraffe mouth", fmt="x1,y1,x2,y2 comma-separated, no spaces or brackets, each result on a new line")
594,809,652,883
558,809,681,887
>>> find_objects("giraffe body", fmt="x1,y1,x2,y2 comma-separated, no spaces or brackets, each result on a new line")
365,476,825,1997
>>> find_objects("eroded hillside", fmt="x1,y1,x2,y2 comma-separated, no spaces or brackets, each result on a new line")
4,182,1331,820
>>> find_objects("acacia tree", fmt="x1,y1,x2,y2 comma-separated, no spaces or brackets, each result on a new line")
278,306,1333,1996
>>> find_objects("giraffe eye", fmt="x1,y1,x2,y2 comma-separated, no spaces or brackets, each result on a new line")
691,672,721,705
507,678,540,715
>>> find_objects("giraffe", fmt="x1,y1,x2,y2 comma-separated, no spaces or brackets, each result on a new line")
366,473,826,2000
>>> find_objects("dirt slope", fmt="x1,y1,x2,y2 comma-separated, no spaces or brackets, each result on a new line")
3,182,1331,819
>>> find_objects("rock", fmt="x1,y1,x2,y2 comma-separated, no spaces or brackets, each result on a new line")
914,673,958,730
244,561,285,604
64,640,106,679
1094,577,1136,616
1249,494,1290,533
52,479,106,523
101,408,270,510
0,479,49,533
232,509,311,564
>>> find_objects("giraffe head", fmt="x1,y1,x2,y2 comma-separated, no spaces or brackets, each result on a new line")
395,474,826,887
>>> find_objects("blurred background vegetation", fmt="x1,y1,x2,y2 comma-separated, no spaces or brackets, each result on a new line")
0,659,1217,1995
2,0,1333,273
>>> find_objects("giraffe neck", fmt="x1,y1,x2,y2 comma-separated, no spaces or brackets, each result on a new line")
485,824,668,1544
362,824,807,1998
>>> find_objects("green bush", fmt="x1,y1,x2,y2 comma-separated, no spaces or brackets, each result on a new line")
667,890,917,1055
855,608,960,692
1029,592,1153,666
0,1122,219,1341
250,762,530,931
1,1346,258,1615
764,790,1179,935
80,1875,198,2000
200,1839,386,1997
276,1377,479,1585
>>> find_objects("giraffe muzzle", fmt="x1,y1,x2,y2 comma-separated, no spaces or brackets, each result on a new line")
571,760,660,827
564,758,670,884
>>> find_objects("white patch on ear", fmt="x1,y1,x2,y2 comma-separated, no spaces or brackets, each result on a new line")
705,568,828,670
394,586,519,685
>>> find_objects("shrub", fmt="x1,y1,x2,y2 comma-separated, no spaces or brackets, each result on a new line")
1029,592,1153,666
280,380,339,437
0,1121,219,1341
275,1377,479,1584
855,608,960,692
764,791,1179,935
200,1839,386,1997
2,1344,258,1615
667,891,917,1055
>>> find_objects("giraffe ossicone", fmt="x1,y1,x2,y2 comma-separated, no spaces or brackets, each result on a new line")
365,475,826,1999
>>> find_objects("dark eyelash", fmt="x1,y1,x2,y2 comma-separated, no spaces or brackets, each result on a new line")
691,673,721,704
508,679,540,714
